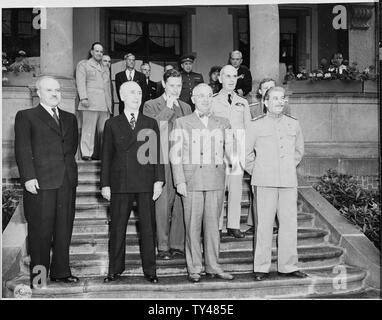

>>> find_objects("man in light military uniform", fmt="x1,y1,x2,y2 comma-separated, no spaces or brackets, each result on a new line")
179,54,204,111
171,84,234,283
210,65,251,239
245,86,307,281
76,42,112,160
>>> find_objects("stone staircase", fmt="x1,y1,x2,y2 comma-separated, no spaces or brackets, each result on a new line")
6,160,369,298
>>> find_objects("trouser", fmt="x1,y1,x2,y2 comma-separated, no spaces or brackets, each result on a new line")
23,173,76,283
183,190,225,275
155,163,185,252
80,110,109,158
219,171,243,230
108,192,156,276
253,186,299,273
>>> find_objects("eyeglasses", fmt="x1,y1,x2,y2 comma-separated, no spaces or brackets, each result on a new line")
268,96,289,102
194,94,213,99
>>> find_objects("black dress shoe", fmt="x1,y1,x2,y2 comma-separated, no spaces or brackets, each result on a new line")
278,271,308,278
50,275,79,283
82,156,92,161
104,274,121,283
245,227,254,235
169,248,185,257
206,272,234,280
227,228,245,238
144,275,158,283
187,274,201,283
157,250,171,260
253,272,268,281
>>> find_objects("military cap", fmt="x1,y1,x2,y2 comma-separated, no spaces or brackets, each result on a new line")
180,54,195,64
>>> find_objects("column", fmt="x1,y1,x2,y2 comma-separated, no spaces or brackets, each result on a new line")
30,8,77,114
249,5,280,91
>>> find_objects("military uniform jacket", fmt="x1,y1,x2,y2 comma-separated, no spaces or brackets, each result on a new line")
210,90,251,165
245,114,304,187
179,71,204,106
76,58,112,113
171,113,232,191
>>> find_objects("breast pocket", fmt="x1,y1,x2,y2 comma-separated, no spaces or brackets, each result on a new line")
86,69,97,80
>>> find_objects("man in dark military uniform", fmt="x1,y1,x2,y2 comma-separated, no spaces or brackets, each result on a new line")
179,54,204,111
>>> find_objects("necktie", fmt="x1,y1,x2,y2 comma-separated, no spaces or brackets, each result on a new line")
130,113,136,130
51,107,60,127
228,94,232,105
199,112,211,118
128,71,132,81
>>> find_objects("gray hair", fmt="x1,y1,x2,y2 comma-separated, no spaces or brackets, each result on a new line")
229,50,243,59
192,83,212,96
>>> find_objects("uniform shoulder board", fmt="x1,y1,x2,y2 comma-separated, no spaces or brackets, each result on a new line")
285,114,298,120
251,114,266,121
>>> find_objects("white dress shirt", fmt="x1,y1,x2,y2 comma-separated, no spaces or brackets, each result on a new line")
124,110,139,124
125,69,135,81
41,103,60,119
195,110,208,127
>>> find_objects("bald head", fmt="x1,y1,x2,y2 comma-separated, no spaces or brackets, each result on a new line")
219,65,238,92
120,81,142,112
36,76,61,107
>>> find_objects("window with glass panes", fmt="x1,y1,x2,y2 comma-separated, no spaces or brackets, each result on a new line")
2,9,40,60
109,13,182,68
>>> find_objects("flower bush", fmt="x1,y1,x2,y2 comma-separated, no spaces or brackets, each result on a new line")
314,169,380,250
2,187,21,232
295,62,377,82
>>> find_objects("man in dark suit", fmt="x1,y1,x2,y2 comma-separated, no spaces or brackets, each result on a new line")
14,76,79,286
143,69,192,260
115,53,148,114
140,62,157,100
179,54,204,110
101,81,165,283
229,50,253,97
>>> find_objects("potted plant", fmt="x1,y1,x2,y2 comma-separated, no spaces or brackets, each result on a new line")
287,61,377,94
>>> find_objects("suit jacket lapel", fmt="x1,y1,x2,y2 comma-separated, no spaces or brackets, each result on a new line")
117,112,143,152
35,104,62,136
57,108,69,137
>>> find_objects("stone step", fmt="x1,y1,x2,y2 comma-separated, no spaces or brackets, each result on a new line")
76,183,252,201
6,265,365,299
70,228,329,255
52,245,344,277
74,199,254,217
72,212,315,235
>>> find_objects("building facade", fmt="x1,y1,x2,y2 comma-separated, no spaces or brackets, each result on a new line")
2,3,379,188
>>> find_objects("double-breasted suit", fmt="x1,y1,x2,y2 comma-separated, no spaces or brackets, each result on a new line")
171,112,232,275
210,90,251,231
101,113,165,276
245,113,304,273
15,104,78,280
143,95,192,253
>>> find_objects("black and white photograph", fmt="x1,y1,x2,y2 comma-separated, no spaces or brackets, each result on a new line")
1,0,380,303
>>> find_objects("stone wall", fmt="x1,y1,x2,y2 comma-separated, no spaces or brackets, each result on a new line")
290,93,379,189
